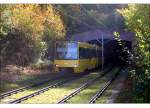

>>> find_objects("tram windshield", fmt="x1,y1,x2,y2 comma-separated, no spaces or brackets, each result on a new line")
55,42,78,60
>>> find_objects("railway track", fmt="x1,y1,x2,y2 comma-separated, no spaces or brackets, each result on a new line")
0,67,98,100
57,68,113,104
88,68,125,103
0,74,66,99
8,71,91,104
3,66,114,104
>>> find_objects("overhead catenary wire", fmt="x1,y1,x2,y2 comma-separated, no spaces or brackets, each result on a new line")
80,6,106,71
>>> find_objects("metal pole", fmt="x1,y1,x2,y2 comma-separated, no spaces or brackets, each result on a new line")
102,34,104,72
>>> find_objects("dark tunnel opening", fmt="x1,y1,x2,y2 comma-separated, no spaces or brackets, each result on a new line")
88,39,132,67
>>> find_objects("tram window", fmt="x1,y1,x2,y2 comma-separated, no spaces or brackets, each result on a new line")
90,49,96,58
79,48,84,59
79,48,89,59
56,42,78,60
87,49,91,58
89,49,92,58
79,47,99,59
87,49,93,58
85,48,89,58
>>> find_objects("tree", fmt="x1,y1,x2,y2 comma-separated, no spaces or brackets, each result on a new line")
0,4,66,65
119,4,150,102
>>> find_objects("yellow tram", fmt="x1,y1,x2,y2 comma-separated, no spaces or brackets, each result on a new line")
54,41,102,73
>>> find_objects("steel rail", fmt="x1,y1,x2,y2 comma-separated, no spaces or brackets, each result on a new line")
88,68,125,103
8,78,73,104
57,68,111,104
0,74,64,99
8,72,89,104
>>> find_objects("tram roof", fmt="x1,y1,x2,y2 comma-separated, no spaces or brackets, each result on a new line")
78,42,101,49
56,41,100,49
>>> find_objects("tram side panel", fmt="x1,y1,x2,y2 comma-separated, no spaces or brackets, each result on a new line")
54,41,102,73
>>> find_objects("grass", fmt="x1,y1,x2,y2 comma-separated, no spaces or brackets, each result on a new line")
19,67,118,104
0,76,69,104
67,79,106,103
95,68,122,103
114,87,135,103
66,68,119,104
114,77,135,103
1,66,119,104
21,71,101,104
0,80,20,93
0,59,53,94
95,86,113,103
0,72,59,94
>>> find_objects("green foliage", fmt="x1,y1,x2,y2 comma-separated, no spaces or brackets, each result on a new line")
0,4,66,66
119,4,150,102
54,4,126,36
113,31,120,38
54,5,83,35
30,59,52,70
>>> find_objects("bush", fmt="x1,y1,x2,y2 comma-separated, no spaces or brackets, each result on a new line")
119,4,150,102
30,59,53,70
0,4,66,66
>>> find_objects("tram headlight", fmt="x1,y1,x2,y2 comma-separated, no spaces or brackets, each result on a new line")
74,64,78,67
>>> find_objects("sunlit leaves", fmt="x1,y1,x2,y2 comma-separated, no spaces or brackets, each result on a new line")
1,4,66,40
0,4,66,65
119,4,150,66
11,5,43,39
44,5,66,39
119,4,150,102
